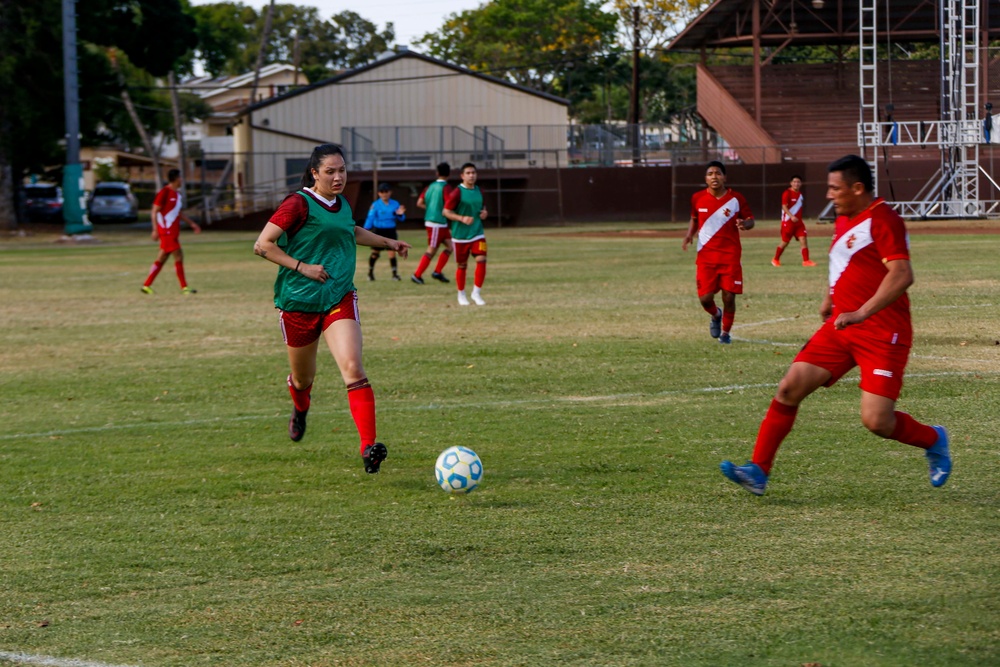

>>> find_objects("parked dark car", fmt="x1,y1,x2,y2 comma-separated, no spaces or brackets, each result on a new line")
20,183,64,222
88,182,139,223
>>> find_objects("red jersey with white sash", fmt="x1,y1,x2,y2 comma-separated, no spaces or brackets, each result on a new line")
690,188,753,264
153,185,183,242
781,188,803,223
828,198,912,346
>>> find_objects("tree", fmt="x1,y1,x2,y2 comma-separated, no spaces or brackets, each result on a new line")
418,0,618,97
0,0,197,227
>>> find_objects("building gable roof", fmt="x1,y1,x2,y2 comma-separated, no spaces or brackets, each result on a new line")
240,50,569,116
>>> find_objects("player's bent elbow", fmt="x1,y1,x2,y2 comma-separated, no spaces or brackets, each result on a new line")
743,219,755,230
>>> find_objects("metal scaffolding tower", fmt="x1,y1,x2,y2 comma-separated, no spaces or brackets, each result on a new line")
858,0,991,218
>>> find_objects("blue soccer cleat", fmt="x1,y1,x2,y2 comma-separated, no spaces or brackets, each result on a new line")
709,309,722,338
718,332,732,345
720,460,768,495
926,426,952,488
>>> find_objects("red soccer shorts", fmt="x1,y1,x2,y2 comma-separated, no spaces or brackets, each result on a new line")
158,232,181,253
780,220,807,243
453,239,487,264
279,290,359,348
425,225,452,248
794,319,910,400
696,261,743,296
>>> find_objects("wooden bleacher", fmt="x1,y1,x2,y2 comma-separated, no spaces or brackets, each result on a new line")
705,61,941,163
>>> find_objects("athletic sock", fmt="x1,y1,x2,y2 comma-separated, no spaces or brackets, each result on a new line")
889,411,938,448
174,260,188,289
455,266,467,291
751,399,799,475
287,374,312,412
721,310,735,333
434,250,451,273
414,253,432,278
774,246,785,261
474,261,486,288
347,378,376,454
390,257,398,274
802,247,811,262
369,252,378,270
144,261,163,287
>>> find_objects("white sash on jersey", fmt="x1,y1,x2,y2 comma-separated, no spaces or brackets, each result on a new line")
157,192,183,229
828,217,873,287
697,196,739,251
784,195,802,221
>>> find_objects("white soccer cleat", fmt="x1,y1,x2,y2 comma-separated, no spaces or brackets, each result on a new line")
457,290,470,306
471,290,486,306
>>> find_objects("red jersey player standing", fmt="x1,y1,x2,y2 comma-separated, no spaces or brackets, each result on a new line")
682,161,755,344
772,174,816,267
720,155,951,496
141,169,202,294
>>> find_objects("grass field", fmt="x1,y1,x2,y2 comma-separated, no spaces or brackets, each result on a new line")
1,221,998,667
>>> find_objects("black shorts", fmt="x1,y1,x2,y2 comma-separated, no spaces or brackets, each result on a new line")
371,228,398,241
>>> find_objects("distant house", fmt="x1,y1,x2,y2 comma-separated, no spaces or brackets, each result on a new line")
166,63,300,158
232,49,570,198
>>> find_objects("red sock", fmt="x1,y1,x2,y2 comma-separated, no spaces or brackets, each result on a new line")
751,399,799,474
474,261,486,288
414,253,431,278
721,310,735,334
143,261,163,287
347,378,376,453
434,250,451,273
175,260,188,289
889,412,937,449
287,375,312,412
774,246,784,261
802,247,811,262
702,302,720,317
455,266,467,291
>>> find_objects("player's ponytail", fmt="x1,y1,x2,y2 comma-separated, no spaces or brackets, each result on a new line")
300,143,346,190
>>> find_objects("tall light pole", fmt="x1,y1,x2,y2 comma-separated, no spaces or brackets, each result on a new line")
629,4,641,164
62,0,92,236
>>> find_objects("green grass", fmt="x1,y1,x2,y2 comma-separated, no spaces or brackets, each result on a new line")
0,222,998,666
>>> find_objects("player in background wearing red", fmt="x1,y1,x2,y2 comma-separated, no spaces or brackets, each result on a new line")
682,161,755,344
411,162,454,285
443,163,489,306
721,155,951,496
254,144,411,474
772,175,816,267
141,169,202,294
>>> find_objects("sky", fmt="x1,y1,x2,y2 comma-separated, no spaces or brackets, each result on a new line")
190,0,486,47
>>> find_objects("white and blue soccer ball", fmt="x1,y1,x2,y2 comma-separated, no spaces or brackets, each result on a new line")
435,446,483,494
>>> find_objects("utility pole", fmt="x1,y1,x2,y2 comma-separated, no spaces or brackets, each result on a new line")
630,4,641,164
62,0,92,236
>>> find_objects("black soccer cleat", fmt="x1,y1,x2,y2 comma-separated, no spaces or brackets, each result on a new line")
411,274,425,285
288,408,308,442
362,442,388,474
431,272,450,283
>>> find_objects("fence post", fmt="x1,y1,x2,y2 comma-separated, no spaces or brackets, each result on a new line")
556,149,564,222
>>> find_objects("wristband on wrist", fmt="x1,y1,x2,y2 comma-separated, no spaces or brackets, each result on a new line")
294,260,301,273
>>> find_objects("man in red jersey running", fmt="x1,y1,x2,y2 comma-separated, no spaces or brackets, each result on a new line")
682,161,755,344
141,169,202,294
720,155,951,496
772,174,816,267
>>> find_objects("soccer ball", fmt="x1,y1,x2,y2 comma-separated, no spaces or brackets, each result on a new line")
434,446,484,494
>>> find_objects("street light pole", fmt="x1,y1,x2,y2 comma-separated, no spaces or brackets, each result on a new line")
630,4,641,164
62,0,92,236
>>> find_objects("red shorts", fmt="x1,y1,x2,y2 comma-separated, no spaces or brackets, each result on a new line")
794,320,910,400
780,220,807,243
454,239,487,264
279,290,359,348
696,262,743,296
159,234,181,253
426,225,452,248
